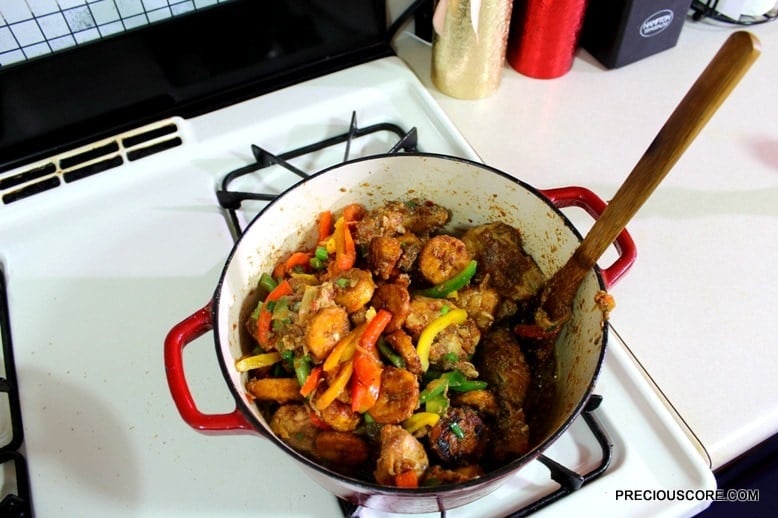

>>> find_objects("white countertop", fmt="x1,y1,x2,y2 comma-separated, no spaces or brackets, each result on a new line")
394,19,777,471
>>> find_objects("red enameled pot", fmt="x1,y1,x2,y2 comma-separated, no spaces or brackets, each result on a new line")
164,153,635,514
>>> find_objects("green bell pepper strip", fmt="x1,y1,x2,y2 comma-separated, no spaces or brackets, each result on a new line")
416,260,477,298
293,355,313,387
378,338,406,369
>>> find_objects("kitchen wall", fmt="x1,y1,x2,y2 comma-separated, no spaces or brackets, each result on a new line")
0,0,231,67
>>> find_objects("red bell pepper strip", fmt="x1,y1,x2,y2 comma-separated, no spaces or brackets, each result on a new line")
255,279,293,348
351,374,381,413
360,309,392,354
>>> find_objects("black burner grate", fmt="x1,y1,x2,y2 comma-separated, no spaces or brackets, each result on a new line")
0,267,33,518
216,112,418,240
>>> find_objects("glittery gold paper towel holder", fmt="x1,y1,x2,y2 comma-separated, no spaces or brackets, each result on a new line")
431,0,514,99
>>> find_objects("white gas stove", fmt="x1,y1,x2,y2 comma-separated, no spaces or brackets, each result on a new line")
0,53,716,517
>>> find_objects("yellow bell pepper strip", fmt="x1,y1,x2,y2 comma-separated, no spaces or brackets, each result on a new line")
255,279,293,348
417,260,477,298
415,308,468,372
234,352,282,373
314,361,354,411
323,323,366,372
299,366,322,398
402,412,441,434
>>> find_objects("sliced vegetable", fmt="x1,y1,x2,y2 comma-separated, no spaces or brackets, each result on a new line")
351,375,380,413
417,260,477,298
323,323,365,372
293,355,313,386
315,361,354,411
255,280,293,348
258,272,277,295
360,309,392,354
395,470,419,488
402,412,441,434
235,352,282,372
378,338,406,369
318,210,333,242
333,216,357,273
449,421,465,440
415,308,468,372
299,365,322,397
284,251,312,274
440,370,487,393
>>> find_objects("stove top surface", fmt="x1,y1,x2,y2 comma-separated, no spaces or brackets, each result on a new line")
0,56,714,517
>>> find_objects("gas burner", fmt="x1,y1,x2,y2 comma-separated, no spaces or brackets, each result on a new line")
216,112,418,239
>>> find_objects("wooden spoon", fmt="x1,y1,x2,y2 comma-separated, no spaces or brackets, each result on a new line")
534,30,762,330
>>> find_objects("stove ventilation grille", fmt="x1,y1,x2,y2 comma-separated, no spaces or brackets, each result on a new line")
0,120,182,205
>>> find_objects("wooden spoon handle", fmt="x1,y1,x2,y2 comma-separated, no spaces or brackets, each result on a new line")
539,31,761,325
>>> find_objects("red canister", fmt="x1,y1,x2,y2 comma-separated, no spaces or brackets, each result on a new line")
508,0,589,79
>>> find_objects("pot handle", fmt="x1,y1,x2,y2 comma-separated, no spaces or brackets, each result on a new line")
164,303,257,435
540,186,636,288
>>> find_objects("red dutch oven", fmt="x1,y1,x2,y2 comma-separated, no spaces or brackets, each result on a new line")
164,153,635,514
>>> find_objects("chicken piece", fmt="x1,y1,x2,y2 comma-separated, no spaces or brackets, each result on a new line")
428,406,488,466
314,431,370,466
461,222,545,302
418,235,471,285
371,283,410,333
395,233,423,272
353,199,450,246
318,398,361,432
332,268,375,314
476,326,531,408
491,406,530,463
384,329,423,376
423,464,484,485
374,425,429,486
475,326,533,462
305,306,350,362
429,318,480,375
456,281,501,331
369,366,420,424
404,296,452,338
368,236,403,280
247,378,304,404
451,389,499,418
270,404,319,456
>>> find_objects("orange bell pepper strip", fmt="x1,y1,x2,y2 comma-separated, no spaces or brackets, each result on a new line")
255,279,293,348
395,470,419,488
284,251,312,274
333,217,356,273
323,323,366,372
299,366,322,397
317,210,333,242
